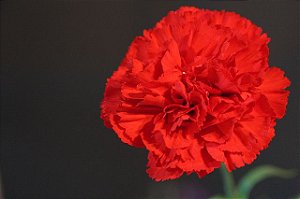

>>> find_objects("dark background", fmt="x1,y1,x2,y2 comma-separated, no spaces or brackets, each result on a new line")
1,1,299,199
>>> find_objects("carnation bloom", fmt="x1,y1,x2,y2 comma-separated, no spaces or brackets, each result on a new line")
100,6,290,181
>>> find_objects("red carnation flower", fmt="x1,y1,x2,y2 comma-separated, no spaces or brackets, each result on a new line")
100,6,290,181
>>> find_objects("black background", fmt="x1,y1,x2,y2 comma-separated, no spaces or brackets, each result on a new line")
1,1,299,199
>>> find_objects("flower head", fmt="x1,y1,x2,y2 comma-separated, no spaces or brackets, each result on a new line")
101,6,290,181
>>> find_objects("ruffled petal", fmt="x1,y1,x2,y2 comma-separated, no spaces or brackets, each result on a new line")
146,152,184,181
258,67,290,118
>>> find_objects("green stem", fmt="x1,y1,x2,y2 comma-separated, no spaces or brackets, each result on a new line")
220,164,236,198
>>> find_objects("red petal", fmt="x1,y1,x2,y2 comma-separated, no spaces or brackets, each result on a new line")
146,152,183,181
258,67,290,118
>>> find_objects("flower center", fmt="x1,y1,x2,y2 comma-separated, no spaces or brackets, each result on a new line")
163,104,199,132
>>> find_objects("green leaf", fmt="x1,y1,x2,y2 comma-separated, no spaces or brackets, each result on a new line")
289,195,300,199
208,195,227,199
208,195,246,199
238,165,298,198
